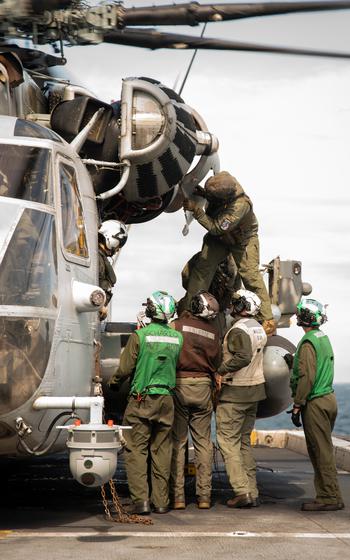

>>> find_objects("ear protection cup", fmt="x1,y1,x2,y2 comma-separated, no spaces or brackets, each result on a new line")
296,298,327,327
232,296,247,314
145,298,157,318
190,295,205,316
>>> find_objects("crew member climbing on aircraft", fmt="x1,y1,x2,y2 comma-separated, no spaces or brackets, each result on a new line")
109,291,183,515
98,219,128,320
288,298,344,511
177,171,274,335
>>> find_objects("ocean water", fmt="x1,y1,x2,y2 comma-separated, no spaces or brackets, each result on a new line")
256,383,350,436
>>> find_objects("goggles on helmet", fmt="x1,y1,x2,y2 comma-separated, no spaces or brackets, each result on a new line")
296,298,327,327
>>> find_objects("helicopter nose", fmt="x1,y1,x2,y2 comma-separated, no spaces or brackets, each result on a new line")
0,316,55,417
0,204,58,416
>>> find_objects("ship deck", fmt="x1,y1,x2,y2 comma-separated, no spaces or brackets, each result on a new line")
1,439,350,559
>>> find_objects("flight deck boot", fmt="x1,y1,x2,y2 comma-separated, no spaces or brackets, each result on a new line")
226,493,253,508
171,495,186,509
197,498,211,509
125,500,151,515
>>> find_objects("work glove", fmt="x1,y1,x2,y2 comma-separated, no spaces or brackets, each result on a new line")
214,372,222,391
183,198,201,213
262,319,276,336
108,372,124,392
99,306,108,321
286,406,302,428
108,380,121,392
194,185,206,198
283,353,294,369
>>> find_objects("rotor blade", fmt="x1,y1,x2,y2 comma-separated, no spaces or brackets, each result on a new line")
31,0,73,12
104,29,350,59
0,44,66,70
120,2,350,27
0,0,73,16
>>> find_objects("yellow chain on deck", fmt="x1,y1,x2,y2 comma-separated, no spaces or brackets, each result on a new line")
101,480,153,525
95,336,152,525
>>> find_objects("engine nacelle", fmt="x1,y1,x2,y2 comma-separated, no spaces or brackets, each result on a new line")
48,77,219,224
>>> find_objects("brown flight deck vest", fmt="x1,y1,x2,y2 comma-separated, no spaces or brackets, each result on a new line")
172,311,221,379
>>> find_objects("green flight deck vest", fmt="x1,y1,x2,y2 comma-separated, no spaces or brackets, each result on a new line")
131,322,183,396
291,329,334,400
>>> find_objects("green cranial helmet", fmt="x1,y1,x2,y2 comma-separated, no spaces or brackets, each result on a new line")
145,291,176,322
296,298,327,327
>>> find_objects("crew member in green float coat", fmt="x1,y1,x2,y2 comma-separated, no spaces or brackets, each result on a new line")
288,298,344,512
109,291,182,515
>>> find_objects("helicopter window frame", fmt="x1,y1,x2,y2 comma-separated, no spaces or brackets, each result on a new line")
0,206,58,309
57,156,90,265
0,140,53,206
0,63,11,115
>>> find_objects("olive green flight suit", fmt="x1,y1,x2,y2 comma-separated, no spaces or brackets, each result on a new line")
182,253,241,339
216,395,263,499
171,378,213,502
109,323,182,508
170,312,221,503
178,181,272,322
98,247,116,304
293,340,342,505
216,318,266,499
123,394,175,507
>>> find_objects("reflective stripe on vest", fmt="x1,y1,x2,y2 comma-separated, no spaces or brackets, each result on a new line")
182,325,215,340
145,335,181,344
131,322,183,396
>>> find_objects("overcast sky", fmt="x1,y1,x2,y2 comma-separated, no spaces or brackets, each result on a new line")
62,1,350,381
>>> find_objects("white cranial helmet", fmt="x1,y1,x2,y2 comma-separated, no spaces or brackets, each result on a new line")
98,220,128,253
232,289,261,316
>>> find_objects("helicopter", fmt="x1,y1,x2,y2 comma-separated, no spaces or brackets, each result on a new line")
0,1,349,487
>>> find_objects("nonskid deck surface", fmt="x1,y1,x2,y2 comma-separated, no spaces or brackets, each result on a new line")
1,447,350,559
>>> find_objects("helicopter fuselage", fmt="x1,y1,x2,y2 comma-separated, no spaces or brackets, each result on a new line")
0,42,311,477
0,116,101,456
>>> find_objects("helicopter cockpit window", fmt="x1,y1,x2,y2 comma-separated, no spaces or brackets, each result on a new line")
0,64,10,115
0,316,55,416
14,119,64,143
0,145,52,205
0,208,58,308
59,162,89,259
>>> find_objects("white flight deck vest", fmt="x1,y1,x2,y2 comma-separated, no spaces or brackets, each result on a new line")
222,317,267,386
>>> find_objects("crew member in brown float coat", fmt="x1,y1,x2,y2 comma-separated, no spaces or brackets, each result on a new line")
170,291,221,509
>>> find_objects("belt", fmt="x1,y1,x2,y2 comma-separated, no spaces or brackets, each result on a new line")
130,384,174,402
